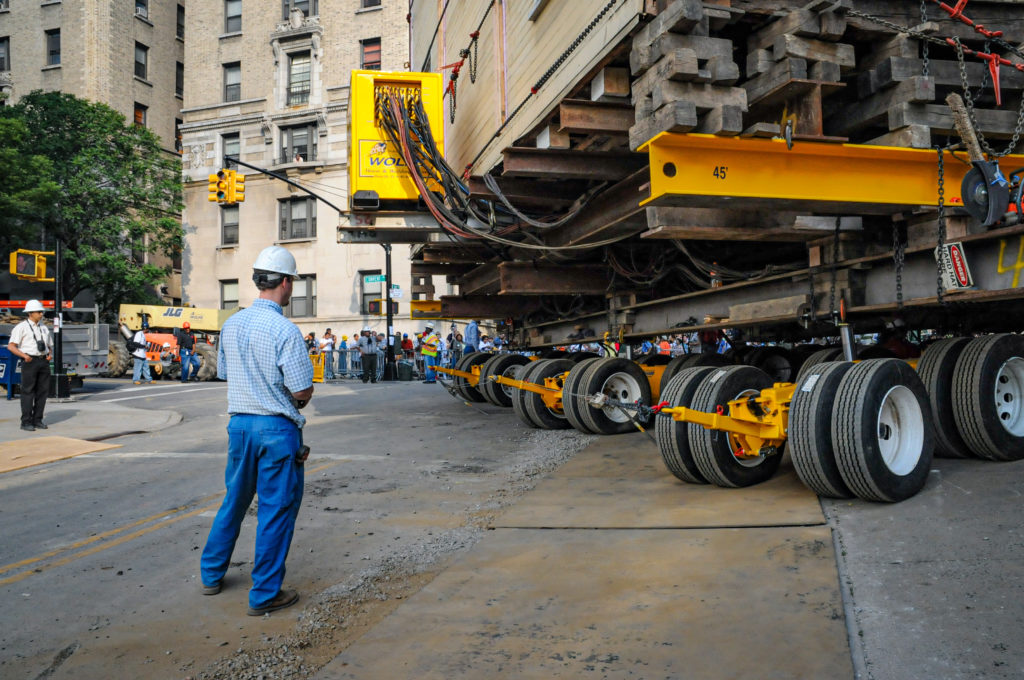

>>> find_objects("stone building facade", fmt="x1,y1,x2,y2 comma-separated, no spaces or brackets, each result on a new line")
0,0,186,302
180,0,438,341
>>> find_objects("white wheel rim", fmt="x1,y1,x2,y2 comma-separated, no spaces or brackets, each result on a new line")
876,385,924,476
995,357,1024,436
730,388,766,468
498,364,524,398
600,372,644,423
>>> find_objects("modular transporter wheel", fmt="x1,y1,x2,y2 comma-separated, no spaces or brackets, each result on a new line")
654,366,717,484
952,333,1024,461
794,347,844,384
832,359,934,502
454,352,490,403
689,365,781,488
523,359,575,430
917,337,974,459
658,353,730,396
788,361,856,498
512,360,546,428
578,358,653,435
562,358,604,434
479,354,531,407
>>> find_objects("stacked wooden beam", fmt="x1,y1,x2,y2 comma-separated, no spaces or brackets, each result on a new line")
629,0,748,149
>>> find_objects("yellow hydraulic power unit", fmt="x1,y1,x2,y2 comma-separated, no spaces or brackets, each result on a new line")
348,70,444,211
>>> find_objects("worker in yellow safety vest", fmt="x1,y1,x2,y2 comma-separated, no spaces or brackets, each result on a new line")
421,322,440,384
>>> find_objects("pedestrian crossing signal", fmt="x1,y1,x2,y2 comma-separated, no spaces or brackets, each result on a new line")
367,299,398,316
9,250,49,281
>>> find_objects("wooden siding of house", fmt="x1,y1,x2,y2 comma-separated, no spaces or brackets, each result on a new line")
410,0,645,173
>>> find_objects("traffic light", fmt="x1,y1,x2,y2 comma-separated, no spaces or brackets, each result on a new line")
224,169,236,203
9,249,50,281
232,172,245,203
207,170,229,203
367,299,399,316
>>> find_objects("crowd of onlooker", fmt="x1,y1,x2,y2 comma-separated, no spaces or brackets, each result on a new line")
301,321,505,381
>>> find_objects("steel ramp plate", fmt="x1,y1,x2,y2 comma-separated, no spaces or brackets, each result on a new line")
316,525,850,679
495,432,825,528
0,436,120,473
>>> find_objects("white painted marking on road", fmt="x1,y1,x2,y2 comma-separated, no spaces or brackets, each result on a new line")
99,386,224,402
80,451,223,459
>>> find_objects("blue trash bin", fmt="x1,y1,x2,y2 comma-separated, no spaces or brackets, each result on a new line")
0,336,23,400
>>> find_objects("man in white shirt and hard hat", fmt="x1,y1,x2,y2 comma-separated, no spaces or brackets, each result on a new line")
7,299,53,431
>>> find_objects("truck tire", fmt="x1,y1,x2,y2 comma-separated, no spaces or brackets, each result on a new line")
479,354,531,407
454,351,489,403
106,340,131,377
524,359,575,430
451,353,475,401
195,343,218,381
658,353,729,399
655,366,716,484
562,358,603,434
512,360,546,428
689,365,781,487
952,333,1024,461
917,337,974,458
832,359,934,502
578,358,653,435
794,347,843,384
788,361,855,498
745,346,797,383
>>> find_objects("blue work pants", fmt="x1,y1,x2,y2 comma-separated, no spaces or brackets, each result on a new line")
132,356,152,383
200,414,304,609
323,350,334,380
180,348,200,381
423,353,437,381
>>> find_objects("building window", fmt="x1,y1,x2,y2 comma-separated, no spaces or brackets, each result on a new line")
360,269,382,314
174,118,183,153
135,42,148,79
284,275,316,318
222,132,239,169
279,198,316,240
135,0,148,19
225,0,241,33
177,4,185,39
175,61,184,97
282,0,318,19
45,29,60,66
133,103,147,127
287,52,311,106
0,37,9,71
223,62,240,102
220,280,239,309
222,205,239,245
362,0,382,7
280,124,317,164
361,38,381,70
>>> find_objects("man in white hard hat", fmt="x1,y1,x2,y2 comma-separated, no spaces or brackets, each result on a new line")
200,245,314,616
7,300,53,431
420,322,440,384
357,325,378,383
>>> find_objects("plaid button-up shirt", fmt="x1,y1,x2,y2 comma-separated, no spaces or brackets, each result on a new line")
218,298,313,427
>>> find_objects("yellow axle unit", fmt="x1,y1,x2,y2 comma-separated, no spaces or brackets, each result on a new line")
491,372,568,412
434,364,482,387
661,383,796,459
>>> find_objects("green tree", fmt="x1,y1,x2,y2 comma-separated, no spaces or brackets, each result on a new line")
0,91,183,319
0,117,60,254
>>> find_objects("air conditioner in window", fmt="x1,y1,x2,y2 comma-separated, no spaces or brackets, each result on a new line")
134,7,148,18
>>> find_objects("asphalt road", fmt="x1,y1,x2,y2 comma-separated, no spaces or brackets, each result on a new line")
0,377,594,679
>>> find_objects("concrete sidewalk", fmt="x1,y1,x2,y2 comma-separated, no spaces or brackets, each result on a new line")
0,394,182,443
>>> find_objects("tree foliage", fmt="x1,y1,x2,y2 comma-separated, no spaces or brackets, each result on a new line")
0,118,60,254
0,91,183,319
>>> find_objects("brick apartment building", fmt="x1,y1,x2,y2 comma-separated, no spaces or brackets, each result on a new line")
179,0,439,338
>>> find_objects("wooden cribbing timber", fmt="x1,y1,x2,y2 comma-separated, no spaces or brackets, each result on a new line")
626,0,1024,153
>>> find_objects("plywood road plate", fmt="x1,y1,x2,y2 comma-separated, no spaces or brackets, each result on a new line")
318,526,851,679
0,436,120,473
496,433,825,528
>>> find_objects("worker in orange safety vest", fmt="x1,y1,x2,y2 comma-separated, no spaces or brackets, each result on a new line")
658,336,671,355
421,322,440,384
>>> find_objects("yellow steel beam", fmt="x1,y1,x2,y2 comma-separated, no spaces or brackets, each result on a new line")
640,132,1024,213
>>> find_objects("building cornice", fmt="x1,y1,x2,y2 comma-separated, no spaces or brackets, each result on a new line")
181,97,267,116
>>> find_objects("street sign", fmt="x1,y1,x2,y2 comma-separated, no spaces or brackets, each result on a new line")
363,274,386,283
391,289,404,299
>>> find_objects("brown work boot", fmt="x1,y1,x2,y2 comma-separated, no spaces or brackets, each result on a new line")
247,589,299,616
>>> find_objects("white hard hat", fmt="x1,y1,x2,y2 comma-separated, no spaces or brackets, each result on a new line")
424,323,434,330
24,299,44,313
362,326,372,332
162,342,171,348
252,246,298,277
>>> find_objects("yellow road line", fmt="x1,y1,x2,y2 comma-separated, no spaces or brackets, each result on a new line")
0,460,339,586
